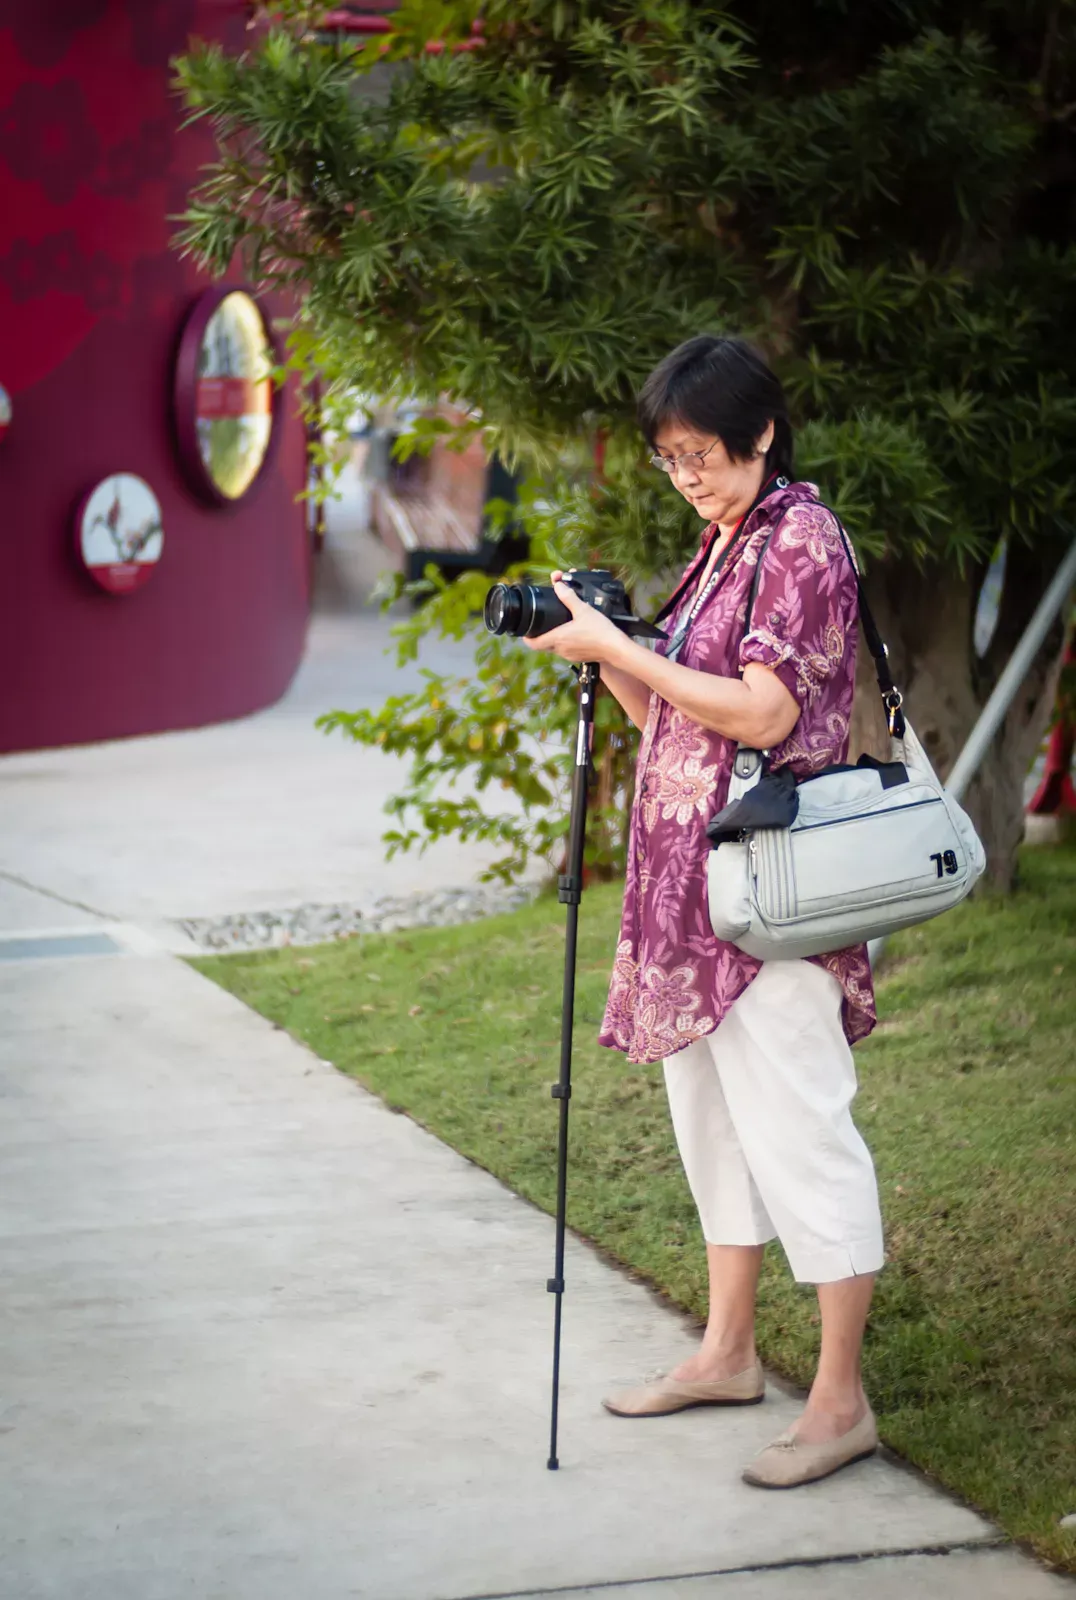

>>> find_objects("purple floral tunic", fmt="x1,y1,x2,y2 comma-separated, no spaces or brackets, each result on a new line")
599,479,877,1066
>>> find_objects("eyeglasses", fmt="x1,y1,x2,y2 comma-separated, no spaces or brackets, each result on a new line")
649,439,721,475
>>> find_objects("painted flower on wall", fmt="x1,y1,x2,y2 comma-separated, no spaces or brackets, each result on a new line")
0,240,44,302
0,81,99,206
95,120,172,198
0,0,108,69
36,230,83,286
0,230,121,312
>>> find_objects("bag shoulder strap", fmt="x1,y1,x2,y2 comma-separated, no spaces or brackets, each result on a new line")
743,500,905,738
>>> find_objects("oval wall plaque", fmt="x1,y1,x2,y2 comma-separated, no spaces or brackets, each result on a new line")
75,473,164,595
174,287,276,505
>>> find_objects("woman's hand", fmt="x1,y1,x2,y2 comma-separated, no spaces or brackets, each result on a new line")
521,572,629,666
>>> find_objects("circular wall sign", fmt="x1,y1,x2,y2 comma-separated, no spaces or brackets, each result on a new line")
0,383,11,441
174,287,276,505
76,473,164,595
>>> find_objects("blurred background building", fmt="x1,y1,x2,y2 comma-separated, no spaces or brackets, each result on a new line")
0,0,517,756
0,1,318,754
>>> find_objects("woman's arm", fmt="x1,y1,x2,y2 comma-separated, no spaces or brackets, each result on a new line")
608,640,799,747
524,578,799,747
599,661,652,732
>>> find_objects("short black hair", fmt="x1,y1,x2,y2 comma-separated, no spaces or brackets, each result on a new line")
637,334,794,479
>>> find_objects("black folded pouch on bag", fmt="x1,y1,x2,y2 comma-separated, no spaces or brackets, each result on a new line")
706,765,798,846
705,754,910,848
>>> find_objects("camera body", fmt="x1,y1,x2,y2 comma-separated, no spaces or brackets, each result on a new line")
484,569,666,641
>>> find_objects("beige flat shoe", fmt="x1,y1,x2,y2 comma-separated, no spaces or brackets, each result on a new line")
742,1408,878,1488
602,1360,765,1417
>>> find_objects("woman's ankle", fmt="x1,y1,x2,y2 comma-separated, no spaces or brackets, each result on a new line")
672,1335,756,1381
704,1322,757,1359
803,1380,868,1423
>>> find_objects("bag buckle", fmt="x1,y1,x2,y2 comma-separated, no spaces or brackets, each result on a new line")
884,689,905,736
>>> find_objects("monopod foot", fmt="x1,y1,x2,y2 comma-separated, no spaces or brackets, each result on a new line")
547,1456,559,1470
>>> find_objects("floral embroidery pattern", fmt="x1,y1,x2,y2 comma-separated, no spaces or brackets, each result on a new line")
602,940,716,1060
774,500,846,566
600,481,877,1066
638,710,719,830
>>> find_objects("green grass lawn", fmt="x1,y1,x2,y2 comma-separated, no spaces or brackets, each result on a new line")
192,843,1076,1572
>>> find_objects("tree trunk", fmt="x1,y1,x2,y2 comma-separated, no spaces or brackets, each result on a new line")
849,544,1069,889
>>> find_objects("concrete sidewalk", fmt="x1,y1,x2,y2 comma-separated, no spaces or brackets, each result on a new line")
0,608,514,941
0,594,1071,1598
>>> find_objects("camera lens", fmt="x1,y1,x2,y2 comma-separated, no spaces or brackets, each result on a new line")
483,582,572,638
525,586,570,636
484,584,523,635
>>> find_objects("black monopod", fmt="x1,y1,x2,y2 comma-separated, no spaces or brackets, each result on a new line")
481,570,666,1470
546,658,599,1471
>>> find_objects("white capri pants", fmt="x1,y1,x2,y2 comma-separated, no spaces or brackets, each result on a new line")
663,959,884,1284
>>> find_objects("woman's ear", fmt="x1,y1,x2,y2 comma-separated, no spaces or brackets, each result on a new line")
755,422,775,459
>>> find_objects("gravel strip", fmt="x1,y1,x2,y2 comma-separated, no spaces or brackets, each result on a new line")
176,883,540,953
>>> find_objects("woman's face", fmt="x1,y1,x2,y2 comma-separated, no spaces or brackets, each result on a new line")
652,418,773,529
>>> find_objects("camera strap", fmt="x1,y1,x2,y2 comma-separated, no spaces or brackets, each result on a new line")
663,534,740,664
660,474,789,665
653,472,785,636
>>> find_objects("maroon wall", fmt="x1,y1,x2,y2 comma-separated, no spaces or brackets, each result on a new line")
0,0,311,753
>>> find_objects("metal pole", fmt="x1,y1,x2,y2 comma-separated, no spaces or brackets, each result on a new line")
945,535,1076,804
869,534,1076,968
547,661,599,1471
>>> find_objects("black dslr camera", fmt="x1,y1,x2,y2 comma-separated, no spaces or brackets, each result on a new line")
483,569,666,641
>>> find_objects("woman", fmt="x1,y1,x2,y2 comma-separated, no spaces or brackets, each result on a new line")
524,334,884,1490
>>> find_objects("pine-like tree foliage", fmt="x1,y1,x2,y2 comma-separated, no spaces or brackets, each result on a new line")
177,1,1076,884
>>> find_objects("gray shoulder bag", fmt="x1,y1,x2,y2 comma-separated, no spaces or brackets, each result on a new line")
705,511,986,960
